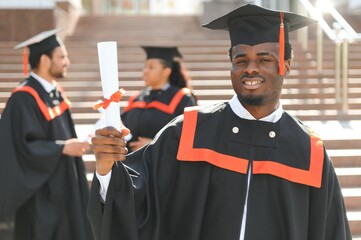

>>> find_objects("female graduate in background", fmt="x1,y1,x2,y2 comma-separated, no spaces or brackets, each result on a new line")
121,46,197,152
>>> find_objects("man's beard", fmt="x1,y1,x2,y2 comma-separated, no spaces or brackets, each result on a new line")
50,69,65,79
238,93,265,106
54,72,65,79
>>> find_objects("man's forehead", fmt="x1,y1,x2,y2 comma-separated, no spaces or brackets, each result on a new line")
232,43,279,55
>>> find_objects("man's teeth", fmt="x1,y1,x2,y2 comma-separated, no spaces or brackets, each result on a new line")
244,81,261,85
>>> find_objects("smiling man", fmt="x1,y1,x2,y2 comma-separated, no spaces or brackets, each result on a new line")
230,43,286,118
88,4,351,240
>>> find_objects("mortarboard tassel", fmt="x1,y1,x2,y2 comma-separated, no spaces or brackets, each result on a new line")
279,12,285,76
23,48,28,76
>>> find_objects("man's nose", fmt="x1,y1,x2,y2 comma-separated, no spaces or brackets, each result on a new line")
244,60,259,74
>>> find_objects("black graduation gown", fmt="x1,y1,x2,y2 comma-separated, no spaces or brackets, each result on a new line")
121,85,197,152
0,77,93,240
88,102,351,240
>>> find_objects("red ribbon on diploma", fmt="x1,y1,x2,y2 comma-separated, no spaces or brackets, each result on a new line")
93,88,125,110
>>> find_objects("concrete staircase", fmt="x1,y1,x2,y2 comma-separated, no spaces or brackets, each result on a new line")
0,15,360,238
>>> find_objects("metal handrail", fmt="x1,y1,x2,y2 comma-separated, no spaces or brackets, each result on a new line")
298,0,361,111
299,0,337,40
323,2,359,41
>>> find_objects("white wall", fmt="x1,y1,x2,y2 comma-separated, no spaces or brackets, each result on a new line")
349,0,361,9
0,0,81,8
149,0,202,15
0,0,54,8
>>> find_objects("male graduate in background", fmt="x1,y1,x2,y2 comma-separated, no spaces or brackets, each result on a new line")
0,29,93,240
88,4,351,240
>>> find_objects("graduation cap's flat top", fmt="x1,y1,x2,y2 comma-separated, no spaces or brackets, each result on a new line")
202,4,317,47
172,47,183,59
14,29,62,55
142,46,182,62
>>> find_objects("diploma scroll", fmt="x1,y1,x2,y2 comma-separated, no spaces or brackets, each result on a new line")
97,41,121,131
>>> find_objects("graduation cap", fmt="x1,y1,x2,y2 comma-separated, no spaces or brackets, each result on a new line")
172,47,183,59
142,46,182,63
202,4,317,75
14,29,62,76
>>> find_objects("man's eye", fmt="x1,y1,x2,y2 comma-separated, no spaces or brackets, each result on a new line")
259,58,272,63
235,59,248,64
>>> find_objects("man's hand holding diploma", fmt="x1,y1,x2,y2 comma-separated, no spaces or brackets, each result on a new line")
92,127,130,175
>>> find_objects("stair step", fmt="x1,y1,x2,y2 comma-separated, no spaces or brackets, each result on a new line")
329,151,361,167
337,168,361,188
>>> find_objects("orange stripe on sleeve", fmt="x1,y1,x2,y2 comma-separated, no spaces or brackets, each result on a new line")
12,86,71,121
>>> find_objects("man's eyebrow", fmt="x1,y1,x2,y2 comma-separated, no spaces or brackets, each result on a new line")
256,52,273,56
233,51,275,60
232,53,246,60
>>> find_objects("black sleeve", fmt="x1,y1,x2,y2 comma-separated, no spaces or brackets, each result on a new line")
87,161,140,240
308,150,352,240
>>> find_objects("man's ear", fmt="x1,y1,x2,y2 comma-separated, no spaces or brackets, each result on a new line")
283,59,291,76
39,54,51,68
